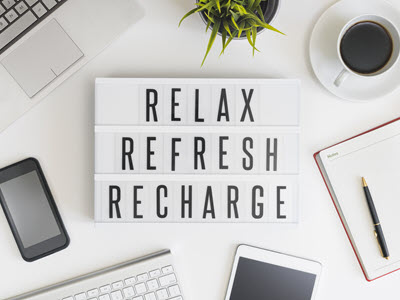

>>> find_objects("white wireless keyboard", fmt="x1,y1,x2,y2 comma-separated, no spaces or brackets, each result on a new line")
6,250,184,300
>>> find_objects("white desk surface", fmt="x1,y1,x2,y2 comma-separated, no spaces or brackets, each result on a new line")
1,0,400,299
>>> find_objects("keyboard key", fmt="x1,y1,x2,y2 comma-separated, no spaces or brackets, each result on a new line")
0,5,5,15
156,289,168,300
161,266,174,274
125,276,136,286
99,285,112,294
2,0,15,9
87,289,99,297
137,273,149,282
32,2,47,17
42,0,56,9
144,292,156,300
149,269,161,278
63,297,73,300
147,279,159,291
170,297,183,300
133,297,143,300
0,17,8,31
111,281,123,290
159,274,177,287
5,9,17,22
99,295,111,300
25,0,38,6
110,291,123,300
75,293,86,300
123,286,135,298
15,2,28,14
0,11,36,50
135,283,147,294
168,285,181,297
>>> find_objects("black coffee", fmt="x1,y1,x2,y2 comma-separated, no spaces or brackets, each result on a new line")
340,21,393,74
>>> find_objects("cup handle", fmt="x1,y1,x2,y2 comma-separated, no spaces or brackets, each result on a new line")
334,69,349,87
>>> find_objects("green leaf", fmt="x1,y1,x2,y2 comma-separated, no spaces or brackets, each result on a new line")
230,10,240,21
208,8,223,19
204,11,215,23
251,26,257,56
230,14,239,30
246,30,253,46
238,21,245,37
238,11,285,35
248,0,255,9
239,11,262,24
222,0,231,8
258,22,285,35
221,29,227,54
196,1,214,13
178,7,198,27
223,19,232,36
220,31,236,55
234,4,247,16
251,0,262,10
246,18,259,28
206,18,212,32
256,5,265,22
201,19,221,66
215,0,221,12
245,28,259,53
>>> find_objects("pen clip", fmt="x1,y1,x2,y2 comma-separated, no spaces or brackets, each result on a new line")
374,230,384,258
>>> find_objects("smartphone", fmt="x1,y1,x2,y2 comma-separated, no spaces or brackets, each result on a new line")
0,158,69,262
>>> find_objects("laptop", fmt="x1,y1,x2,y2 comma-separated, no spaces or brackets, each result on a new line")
0,0,142,132
5,249,184,300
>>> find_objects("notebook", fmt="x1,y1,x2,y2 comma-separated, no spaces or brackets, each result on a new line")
314,117,400,281
94,78,300,223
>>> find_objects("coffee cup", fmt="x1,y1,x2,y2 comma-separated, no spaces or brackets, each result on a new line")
334,15,400,87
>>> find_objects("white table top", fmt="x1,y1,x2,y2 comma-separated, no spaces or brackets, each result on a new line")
1,0,400,299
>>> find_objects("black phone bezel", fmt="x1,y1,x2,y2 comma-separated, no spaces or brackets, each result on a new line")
0,158,69,262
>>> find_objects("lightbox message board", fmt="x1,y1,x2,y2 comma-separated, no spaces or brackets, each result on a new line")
95,78,300,223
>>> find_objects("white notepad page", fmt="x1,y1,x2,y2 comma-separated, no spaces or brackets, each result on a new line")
320,119,400,280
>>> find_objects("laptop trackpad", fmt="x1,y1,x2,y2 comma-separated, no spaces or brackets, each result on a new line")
1,19,84,98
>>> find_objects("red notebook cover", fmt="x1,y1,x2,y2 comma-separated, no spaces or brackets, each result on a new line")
313,117,400,281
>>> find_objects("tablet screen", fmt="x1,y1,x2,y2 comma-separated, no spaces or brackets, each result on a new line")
229,257,317,300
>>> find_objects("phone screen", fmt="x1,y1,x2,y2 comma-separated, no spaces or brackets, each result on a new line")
0,170,61,248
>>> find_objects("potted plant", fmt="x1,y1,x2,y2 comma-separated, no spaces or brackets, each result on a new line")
179,0,283,66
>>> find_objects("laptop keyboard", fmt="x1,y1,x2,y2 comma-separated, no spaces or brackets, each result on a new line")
0,0,68,54
62,265,183,300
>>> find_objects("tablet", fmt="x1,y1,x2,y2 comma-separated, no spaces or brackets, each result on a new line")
225,245,322,300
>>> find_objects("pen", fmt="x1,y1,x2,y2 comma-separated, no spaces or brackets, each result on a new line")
362,177,390,260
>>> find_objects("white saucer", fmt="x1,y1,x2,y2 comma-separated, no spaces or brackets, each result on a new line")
310,0,400,101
